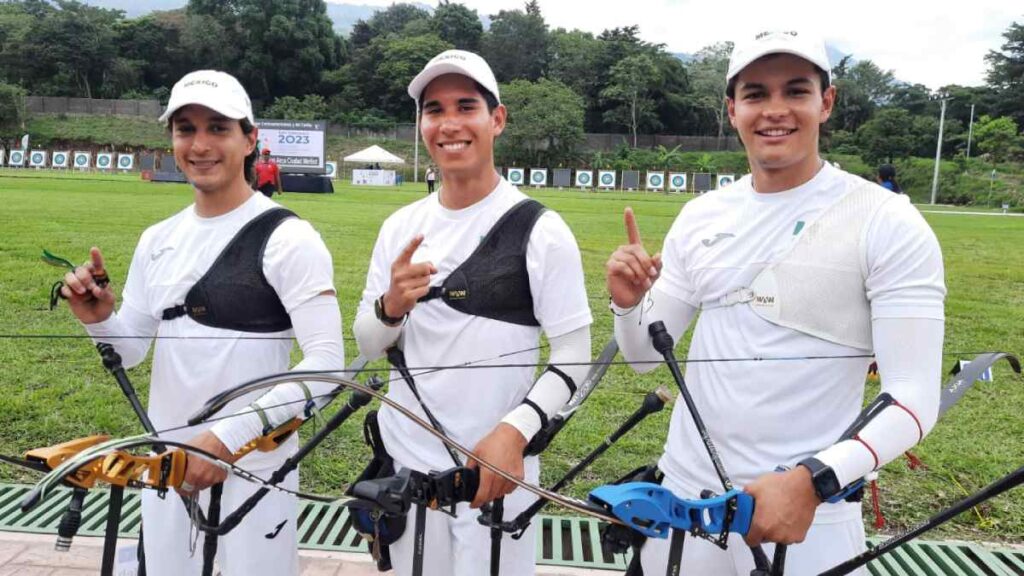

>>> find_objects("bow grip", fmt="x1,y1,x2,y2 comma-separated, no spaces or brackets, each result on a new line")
588,482,755,538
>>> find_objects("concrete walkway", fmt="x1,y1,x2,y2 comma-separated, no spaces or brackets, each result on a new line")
0,532,610,576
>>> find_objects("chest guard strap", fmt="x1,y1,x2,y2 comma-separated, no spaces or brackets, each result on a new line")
703,182,896,350
418,199,546,327
161,207,297,333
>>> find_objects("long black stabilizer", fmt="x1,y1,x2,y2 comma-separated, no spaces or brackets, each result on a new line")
819,464,1024,575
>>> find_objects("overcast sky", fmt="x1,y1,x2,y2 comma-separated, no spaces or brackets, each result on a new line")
330,0,1021,89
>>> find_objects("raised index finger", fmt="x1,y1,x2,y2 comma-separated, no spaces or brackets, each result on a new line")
90,247,105,273
396,234,425,264
624,207,642,246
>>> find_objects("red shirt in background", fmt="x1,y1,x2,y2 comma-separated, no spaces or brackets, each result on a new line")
255,159,280,187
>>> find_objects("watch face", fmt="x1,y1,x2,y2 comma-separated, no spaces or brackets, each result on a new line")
818,470,841,500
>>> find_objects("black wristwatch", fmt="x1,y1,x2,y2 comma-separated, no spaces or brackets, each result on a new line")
374,294,406,326
798,457,842,502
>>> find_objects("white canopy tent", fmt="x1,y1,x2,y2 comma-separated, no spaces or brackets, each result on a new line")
344,145,406,186
343,145,405,165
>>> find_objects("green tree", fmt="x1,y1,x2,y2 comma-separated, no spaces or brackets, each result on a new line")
0,81,27,135
20,0,122,98
974,115,1021,164
985,21,1024,130
349,3,430,50
179,13,240,76
187,0,343,100
654,144,684,168
264,94,328,120
649,51,691,135
432,1,482,51
846,60,896,105
0,1,38,86
855,107,915,164
498,78,584,166
829,56,875,132
685,42,732,137
600,54,661,147
375,34,454,116
546,29,602,98
481,2,549,82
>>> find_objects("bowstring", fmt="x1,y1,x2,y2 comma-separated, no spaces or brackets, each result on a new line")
4,328,1015,455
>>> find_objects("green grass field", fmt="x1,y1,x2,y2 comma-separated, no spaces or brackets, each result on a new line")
1,170,1022,543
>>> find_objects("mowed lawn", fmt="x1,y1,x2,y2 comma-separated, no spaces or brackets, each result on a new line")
1,170,1022,542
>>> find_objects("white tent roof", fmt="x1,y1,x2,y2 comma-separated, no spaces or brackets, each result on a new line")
343,145,405,164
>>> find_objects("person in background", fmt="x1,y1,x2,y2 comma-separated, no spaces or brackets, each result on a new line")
255,148,282,197
426,165,437,194
877,164,902,193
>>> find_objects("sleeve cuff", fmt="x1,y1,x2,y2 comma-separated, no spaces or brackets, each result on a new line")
501,405,543,442
209,410,265,455
814,440,877,489
83,312,120,338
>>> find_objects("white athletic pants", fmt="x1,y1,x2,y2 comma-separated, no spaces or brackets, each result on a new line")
140,464,299,576
389,456,539,576
640,475,868,576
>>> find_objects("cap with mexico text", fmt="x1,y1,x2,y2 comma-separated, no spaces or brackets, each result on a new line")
159,70,254,124
727,30,831,84
407,50,501,104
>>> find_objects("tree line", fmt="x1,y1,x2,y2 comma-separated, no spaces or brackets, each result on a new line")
0,0,1022,168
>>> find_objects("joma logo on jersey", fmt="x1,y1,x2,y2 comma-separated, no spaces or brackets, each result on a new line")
753,295,775,306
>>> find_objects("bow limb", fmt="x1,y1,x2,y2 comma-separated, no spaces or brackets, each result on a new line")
20,436,335,513
190,371,622,525
939,352,1021,417
189,354,369,427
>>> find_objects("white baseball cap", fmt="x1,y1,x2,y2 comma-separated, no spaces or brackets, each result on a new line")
159,70,254,124
407,50,501,104
727,30,831,85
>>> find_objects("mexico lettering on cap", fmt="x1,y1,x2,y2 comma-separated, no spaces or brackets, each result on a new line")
407,49,501,104
726,30,831,84
159,70,254,124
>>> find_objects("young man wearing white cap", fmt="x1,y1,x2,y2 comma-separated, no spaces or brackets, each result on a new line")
606,31,945,574
353,50,593,575
60,70,343,575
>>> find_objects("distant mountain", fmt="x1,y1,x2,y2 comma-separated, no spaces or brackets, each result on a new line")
80,0,184,17
826,45,850,68
326,2,433,35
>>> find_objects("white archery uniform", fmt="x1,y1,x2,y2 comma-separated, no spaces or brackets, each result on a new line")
614,163,946,575
85,192,343,576
354,178,593,576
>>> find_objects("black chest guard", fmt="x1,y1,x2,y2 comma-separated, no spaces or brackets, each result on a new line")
161,207,297,333
417,198,546,327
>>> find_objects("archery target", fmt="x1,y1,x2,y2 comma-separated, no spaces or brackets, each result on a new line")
29,150,47,167
717,174,735,188
646,171,665,191
575,170,593,188
96,153,113,170
529,168,547,187
325,161,337,178
598,170,616,189
669,173,688,192
52,151,70,168
73,151,91,169
117,154,135,170
9,150,25,166
507,168,525,185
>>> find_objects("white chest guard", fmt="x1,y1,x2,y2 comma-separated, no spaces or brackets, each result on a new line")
705,181,897,350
